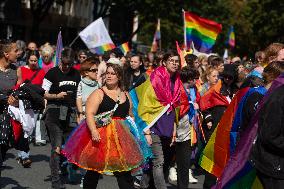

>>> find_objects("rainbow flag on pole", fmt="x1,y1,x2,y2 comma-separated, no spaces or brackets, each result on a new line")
151,19,161,52
227,26,235,48
183,11,222,53
118,42,130,55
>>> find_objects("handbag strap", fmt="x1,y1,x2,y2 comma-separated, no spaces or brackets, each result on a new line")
28,70,41,83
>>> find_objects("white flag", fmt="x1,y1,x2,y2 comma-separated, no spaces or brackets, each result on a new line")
79,17,114,49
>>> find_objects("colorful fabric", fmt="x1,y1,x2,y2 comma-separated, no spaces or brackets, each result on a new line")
118,42,130,55
151,19,161,52
213,75,284,189
55,31,63,66
92,43,116,55
184,11,222,53
176,41,186,68
199,87,250,177
199,80,229,111
227,26,235,48
129,66,188,132
62,118,143,174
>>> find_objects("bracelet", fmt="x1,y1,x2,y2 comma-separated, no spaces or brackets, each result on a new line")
77,111,85,115
143,133,151,135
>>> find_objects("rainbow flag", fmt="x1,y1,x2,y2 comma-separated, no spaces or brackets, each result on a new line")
213,75,284,189
118,42,130,55
129,66,188,132
91,43,116,55
199,86,267,178
199,87,250,177
151,19,161,52
184,11,222,53
199,80,229,111
227,26,235,48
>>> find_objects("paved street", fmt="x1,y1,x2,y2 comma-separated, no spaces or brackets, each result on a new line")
1,144,204,189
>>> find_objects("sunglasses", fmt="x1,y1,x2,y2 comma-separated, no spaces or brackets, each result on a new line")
89,68,98,73
79,55,87,59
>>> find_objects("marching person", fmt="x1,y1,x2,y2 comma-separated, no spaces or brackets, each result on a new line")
42,47,81,189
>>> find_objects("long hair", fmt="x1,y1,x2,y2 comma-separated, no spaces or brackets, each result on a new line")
262,61,284,84
106,63,125,90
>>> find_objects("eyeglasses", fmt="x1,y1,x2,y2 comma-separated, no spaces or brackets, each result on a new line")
168,59,180,64
88,68,98,73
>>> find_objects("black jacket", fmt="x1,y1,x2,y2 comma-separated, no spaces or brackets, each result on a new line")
251,85,284,179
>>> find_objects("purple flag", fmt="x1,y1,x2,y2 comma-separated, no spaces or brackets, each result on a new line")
55,31,63,66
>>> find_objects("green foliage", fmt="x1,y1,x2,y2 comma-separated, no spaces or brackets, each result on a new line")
131,0,284,57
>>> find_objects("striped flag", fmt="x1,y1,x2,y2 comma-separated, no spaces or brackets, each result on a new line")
55,31,63,66
151,19,161,52
79,17,115,54
118,42,130,55
227,26,235,48
184,10,222,53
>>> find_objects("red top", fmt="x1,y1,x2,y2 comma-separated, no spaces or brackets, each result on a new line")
20,66,46,86
73,64,81,71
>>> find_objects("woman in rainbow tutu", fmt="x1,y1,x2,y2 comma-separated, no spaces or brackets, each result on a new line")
62,63,143,189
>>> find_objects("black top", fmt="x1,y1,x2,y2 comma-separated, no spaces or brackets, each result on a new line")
96,89,130,118
44,67,81,106
251,85,284,179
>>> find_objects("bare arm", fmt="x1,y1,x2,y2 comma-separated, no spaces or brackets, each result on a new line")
126,92,134,119
16,67,22,85
85,89,103,141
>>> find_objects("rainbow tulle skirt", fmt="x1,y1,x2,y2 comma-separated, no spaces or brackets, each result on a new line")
61,117,144,174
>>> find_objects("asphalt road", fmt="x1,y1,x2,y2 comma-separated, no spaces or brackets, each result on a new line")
1,144,204,189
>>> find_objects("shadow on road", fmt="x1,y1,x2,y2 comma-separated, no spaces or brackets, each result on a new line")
0,176,29,189
30,154,49,163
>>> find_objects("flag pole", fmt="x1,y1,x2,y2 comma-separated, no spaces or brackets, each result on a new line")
182,9,187,50
69,35,80,47
158,18,161,51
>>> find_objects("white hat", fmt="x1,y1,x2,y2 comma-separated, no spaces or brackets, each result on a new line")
107,58,121,66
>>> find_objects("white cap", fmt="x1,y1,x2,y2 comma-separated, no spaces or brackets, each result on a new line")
107,58,121,66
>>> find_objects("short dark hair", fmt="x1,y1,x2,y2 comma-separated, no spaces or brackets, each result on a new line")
61,47,75,64
26,50,40,62
79,57,100,76
0,39,15,59
180,66,199,83
184,54,198,67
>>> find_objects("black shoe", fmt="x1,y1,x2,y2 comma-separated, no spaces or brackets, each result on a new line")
22,158,32,168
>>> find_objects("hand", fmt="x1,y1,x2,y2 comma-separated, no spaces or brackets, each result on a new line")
144,134,152,146
77,114,84,124
56,92,67,99
91,129,101,142
8,95,19,106
207,122,213,129
170,136,176,147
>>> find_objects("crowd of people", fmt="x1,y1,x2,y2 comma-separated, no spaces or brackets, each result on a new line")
0,39,284,189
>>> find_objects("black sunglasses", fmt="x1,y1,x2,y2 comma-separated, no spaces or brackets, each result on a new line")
89,68,98,73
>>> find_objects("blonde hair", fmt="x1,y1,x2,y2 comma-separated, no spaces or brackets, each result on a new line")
202,66,218,83
41,45,54,57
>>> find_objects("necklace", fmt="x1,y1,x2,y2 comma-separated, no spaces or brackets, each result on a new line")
0,67,9,72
